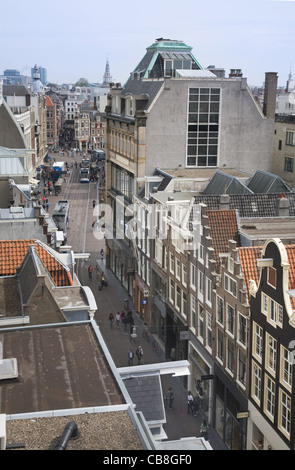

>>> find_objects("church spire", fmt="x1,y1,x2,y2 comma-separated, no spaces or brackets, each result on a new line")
102,59,112,87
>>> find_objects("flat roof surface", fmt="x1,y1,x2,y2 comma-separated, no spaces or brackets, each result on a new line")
6,411,143,450
240,217,295,239
0,323,125,415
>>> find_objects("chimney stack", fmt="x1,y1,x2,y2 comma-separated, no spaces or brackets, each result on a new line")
263,72,278,119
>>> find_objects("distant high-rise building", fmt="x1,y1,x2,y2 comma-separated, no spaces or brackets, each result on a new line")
102,59,112,87
31,65,47,85
1,69,30,85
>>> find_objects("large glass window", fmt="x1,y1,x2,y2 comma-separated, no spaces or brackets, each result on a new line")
187,88,220,167
111,163,134,203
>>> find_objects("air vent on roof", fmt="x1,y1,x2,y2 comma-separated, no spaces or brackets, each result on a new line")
0,358,18,380
9,207,24,213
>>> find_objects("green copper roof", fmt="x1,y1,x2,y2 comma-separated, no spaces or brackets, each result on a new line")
146,38,193,52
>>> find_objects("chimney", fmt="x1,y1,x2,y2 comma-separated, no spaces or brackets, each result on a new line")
275,195,289,216
219,194,230,210
263,72,278,119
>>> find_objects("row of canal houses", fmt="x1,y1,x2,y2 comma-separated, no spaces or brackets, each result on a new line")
133,170,295,450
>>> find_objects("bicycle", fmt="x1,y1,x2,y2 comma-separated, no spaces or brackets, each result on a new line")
152,340,160,355
142,330,150,342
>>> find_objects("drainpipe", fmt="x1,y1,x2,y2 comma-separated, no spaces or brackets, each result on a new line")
54,421,79,450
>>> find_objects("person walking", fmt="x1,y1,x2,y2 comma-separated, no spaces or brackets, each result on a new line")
136,346,143,364
187,391,194,414
88,265,93,279
100,249,104,261
165,388,174,410
109,313,114,328
115,312,120,328
200,419,208,440
128,349,134,366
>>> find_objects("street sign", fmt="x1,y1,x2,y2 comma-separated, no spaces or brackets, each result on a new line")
237,411,249,419
180,331,189,340
201,375,214,380
142,299,147,305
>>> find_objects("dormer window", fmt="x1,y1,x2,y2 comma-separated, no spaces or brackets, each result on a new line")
125,96,134,117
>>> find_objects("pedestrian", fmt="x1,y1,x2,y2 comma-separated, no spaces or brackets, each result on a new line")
136,345,143,364
92,200,96,209
109,313,114,328
123,316,128,334
187,391,194,414
200,419,208,440
120,310,125,322
88,265,93,279
46,201,50,211
128,350,134,366
100,248,104,261
165,388,174,410
115,312,120,328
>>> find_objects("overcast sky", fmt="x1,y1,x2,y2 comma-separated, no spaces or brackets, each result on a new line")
1,0,294,87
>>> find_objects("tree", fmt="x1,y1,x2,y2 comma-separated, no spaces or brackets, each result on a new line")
75,78,89,87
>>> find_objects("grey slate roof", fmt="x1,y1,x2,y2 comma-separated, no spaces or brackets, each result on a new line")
203,170,253,195
122,372,165,423
247,169,293,194
193,193,295,217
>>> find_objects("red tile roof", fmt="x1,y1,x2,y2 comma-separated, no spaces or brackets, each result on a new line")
207,210,240,267
0,240,73,287
46,96,54,107
238,246,262,302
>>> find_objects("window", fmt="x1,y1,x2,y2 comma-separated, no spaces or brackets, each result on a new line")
198,270,204,297
217,329,224,362
224,273,237,297
190,294,197,329
226,339,234,373
217,296,224,325
278,389,291,437
264,375,275,421
182,291,187,316
252,362,262,404
182,264,187,287
284,157,294,172
176,259,181,280
169,278,175,304
207,312,212,350
238,313,247,346
266,334,277,375
206,277,212,305
187,87,220,167
253,323,263,361
198,244,204,263
267,267,276,288
169,253,175,274
176,285,181,310
286,131,295,146
238,349,246,386
262,293,283,327
198,303,204,340
226,304,235,335
280,346,292,389
190,263,196,290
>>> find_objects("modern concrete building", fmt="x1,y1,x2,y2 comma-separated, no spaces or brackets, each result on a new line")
104,37,278,295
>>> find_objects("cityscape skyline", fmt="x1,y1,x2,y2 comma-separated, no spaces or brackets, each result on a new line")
1,0,295,88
